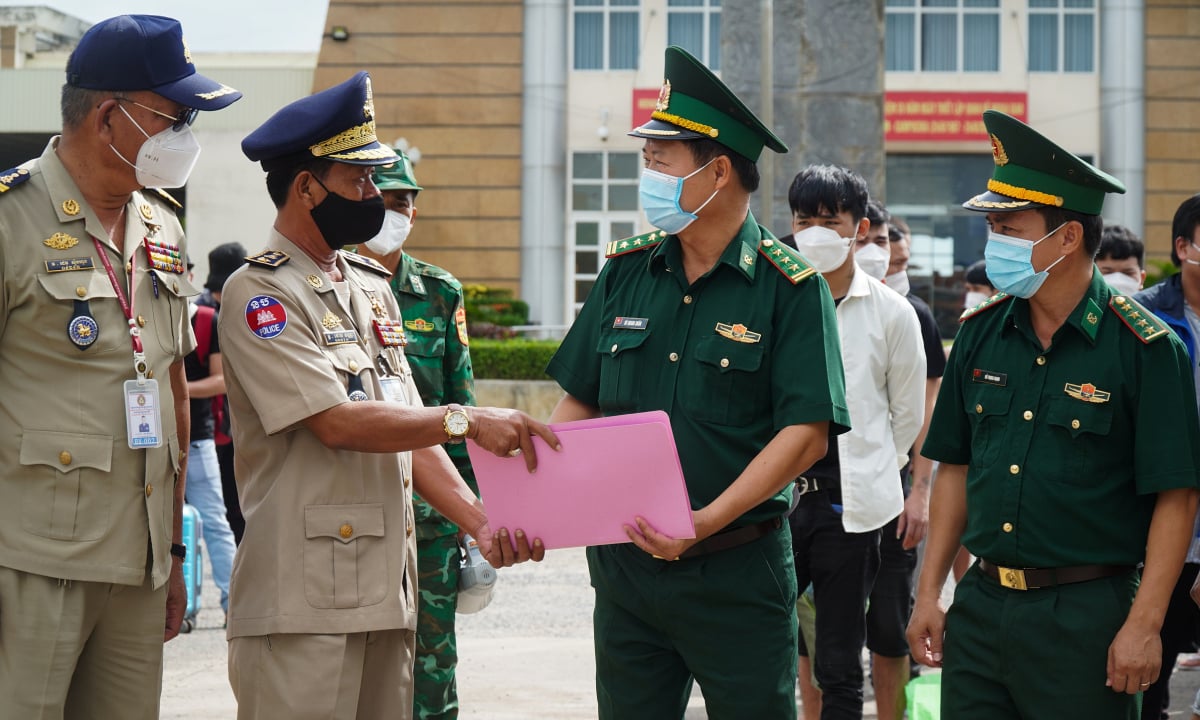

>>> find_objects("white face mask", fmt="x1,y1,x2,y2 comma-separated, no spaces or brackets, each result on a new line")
964,290,990,309
363,209,413,255
885,271,910,296
792,226,853,273
855,242,890,280
110,104,201,189
1102,271,1142,296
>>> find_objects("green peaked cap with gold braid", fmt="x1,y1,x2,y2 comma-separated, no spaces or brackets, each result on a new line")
628,46,788,162
963,110,1125,215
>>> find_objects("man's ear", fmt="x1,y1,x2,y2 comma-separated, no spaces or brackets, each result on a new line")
409,207,418,226
855,216,870,241
94,98,120,143
294,171,321,210
710,154,735,191
1062,220,1085,253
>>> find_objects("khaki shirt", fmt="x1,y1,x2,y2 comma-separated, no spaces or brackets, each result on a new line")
0,139,195,588
220,231,420,639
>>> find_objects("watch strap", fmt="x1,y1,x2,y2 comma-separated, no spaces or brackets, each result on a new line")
170,542,187,561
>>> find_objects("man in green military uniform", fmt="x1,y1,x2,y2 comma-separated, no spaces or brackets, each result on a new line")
907,110,1200,719
546,46,850,720
356,150,478,720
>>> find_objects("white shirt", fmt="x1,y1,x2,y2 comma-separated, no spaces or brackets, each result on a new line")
832,265,927,533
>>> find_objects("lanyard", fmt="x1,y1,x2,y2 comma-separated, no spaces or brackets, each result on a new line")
92,236,148,378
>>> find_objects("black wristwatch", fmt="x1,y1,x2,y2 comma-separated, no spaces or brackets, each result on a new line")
170,542,187,561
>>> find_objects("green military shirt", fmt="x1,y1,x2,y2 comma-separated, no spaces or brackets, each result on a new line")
923,269,1200,568
391,253,477,540
547,212,850,527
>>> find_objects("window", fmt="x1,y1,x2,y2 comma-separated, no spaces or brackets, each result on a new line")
886,0,1000,73
667,0,721,71
1028,0,1095,72
570,152,641,312
573,0,640,71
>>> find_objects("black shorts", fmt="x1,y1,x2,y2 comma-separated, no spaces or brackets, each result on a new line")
865,515,917,657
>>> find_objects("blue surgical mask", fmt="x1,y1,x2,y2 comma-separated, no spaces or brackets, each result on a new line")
638,159,719,234
984,222,1067,299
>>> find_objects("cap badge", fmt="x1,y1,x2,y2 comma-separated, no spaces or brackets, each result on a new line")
61,199,80,216
363,76,375,121
182,37,192,64
655,80,671,112
990,134,1009,167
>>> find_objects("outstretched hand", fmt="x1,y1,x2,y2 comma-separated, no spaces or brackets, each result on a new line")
469,407,561,473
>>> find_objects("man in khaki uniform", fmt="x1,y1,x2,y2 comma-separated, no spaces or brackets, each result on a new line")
0,15,241,720
222,71,555,720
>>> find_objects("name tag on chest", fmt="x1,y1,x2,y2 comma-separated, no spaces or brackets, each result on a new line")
323,329,359,346
971,369,1007,387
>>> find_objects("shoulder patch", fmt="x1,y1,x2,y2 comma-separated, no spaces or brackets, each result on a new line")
758,238,817,284
959,292,1012,322
606,230,667,258
0,165,32,195
342,251,392,277
245,250,289,269
1109,294,1171,344
150,188,182,210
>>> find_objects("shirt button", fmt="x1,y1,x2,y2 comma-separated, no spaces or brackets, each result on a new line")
1071,419,1080,429
1036,356,1046,366
407,524,414,537
1010,464,1020,475
349,361,359,372
145,484,153,498
611,343,618,353
125,261,133,273
339,524,354,539
1023,410,1033,421
404,475,412,489
975,404,983,414
59,450,72,465
137,315,147,328
75,286,87,298
720,358,730,368
683,295,693,304
1002,522,1014,533
669,352,679,362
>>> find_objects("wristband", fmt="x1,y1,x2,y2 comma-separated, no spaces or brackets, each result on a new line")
170,542,187,561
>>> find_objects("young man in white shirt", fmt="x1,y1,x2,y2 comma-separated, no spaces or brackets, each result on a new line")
784,165,927,720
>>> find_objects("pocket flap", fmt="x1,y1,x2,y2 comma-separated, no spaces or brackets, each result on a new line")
37,272,119,302
965,386,1012,419
325,344,375,375
148,269,200,298
694,335,763,373
305,503,386,544
20,430,113,473
1046,396,1113,438
597,330,650,357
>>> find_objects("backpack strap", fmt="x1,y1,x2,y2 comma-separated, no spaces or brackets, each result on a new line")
193,304,216,368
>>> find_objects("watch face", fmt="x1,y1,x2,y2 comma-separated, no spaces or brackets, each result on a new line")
448,411,469,436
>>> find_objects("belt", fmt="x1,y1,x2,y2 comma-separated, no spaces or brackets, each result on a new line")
796,476,830,496
978,559,1135,591
677,517,782,560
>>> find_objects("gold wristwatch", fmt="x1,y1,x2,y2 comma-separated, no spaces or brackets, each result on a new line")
443,404,470,444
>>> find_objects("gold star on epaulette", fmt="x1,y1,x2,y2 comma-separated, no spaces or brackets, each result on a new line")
757,238,816,285
342,251,392,277
245,250,289,269
959,291,1013,322
605,231,666,258
1109,295,1169,344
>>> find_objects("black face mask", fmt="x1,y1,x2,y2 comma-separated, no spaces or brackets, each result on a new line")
309,174,386,251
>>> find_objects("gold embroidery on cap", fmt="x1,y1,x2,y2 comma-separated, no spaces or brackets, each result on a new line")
986,179,1063,207
655,80,671,112
310,122,378,157
990,134,1009,166
363,76,375,120
195,85,238,101
182,38,192,64
650,110,719,139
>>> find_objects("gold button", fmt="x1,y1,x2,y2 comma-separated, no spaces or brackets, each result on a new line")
146,369,154,379
1036,356,1046,366
1010,464,1020,475
172,281,179,292
404,475,412,489
975,404,983,414
145,484,153,498
58,450,71,465
349,361,359,372
1002,522,1013,533
137,315,147,328
611,343,618,353
762,239,774,248
75,286,87,298
1071,419,1080,429
669,352,679,362
683,295,693,304
720,358,730,368
339,524,353,539
407,524,414,537
125,261,133,273
1023,410,1033,421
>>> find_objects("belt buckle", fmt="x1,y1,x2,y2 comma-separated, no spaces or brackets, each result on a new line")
797,477,817,495
997,565,1028,591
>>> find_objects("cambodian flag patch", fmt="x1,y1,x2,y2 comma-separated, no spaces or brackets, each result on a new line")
245,295,287,340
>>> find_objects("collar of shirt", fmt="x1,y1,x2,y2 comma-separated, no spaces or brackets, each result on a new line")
390,253,424,297
1001,267,1110,347
647,211,762,284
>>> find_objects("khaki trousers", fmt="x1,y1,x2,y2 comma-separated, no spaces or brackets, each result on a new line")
0,566,166,720
229,629,415,720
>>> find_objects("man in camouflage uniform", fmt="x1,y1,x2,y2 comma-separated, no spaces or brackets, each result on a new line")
357,149,477,720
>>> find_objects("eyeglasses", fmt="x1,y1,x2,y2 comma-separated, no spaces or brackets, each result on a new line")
114,97,198,131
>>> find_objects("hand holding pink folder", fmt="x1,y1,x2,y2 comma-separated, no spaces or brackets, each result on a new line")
467,410,696,550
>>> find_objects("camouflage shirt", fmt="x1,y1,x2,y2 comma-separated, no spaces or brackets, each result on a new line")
392,253,478,539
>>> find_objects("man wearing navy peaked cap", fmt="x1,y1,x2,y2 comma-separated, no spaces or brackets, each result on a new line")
221,71,557,720
0,14,239,720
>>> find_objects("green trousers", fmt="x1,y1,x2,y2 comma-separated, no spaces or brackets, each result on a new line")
413,533,461,720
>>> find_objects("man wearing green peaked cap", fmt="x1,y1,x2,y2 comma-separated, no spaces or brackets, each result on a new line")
908,110,1200,719
547,45,850,720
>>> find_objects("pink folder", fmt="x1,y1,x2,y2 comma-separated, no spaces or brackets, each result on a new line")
467,410,695,550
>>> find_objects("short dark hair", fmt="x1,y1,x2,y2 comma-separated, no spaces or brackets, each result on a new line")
787,165,870,223
1170,194,1200,267
684,138,760,194
265,158,336,208
965,260,990,287
1097,224,1145,268
1035,206,1104,257
61,84,108,129
890,215,910,239
866,199,890,231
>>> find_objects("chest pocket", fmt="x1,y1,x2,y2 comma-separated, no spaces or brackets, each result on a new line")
19,430,114,541
36,272,121,354
146,268,197,356
324,343,377,398
1043,395,1114,485
963,384,1012,467
597,330,650,413
404,333,447,400
303,503,388,609
682,334,765,426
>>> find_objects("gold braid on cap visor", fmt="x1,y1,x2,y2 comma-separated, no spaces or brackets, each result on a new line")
987,179,1063,207
650,110,719,139
309,121,378,157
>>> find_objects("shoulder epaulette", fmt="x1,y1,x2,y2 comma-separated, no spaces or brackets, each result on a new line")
342,251,392,277
150,188,182,210
1110,294,1171,344
0,165,32,195
410,257,461,285
758,238,817,284
245,250,289,269
606,230,667,258
959,292,1012,322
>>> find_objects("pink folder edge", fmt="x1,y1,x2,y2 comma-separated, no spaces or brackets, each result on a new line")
466,410,695,550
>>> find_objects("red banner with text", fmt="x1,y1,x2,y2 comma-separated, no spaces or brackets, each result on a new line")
885,91,1028,142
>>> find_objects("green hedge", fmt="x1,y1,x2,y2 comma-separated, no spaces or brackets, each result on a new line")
470,339,561,380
